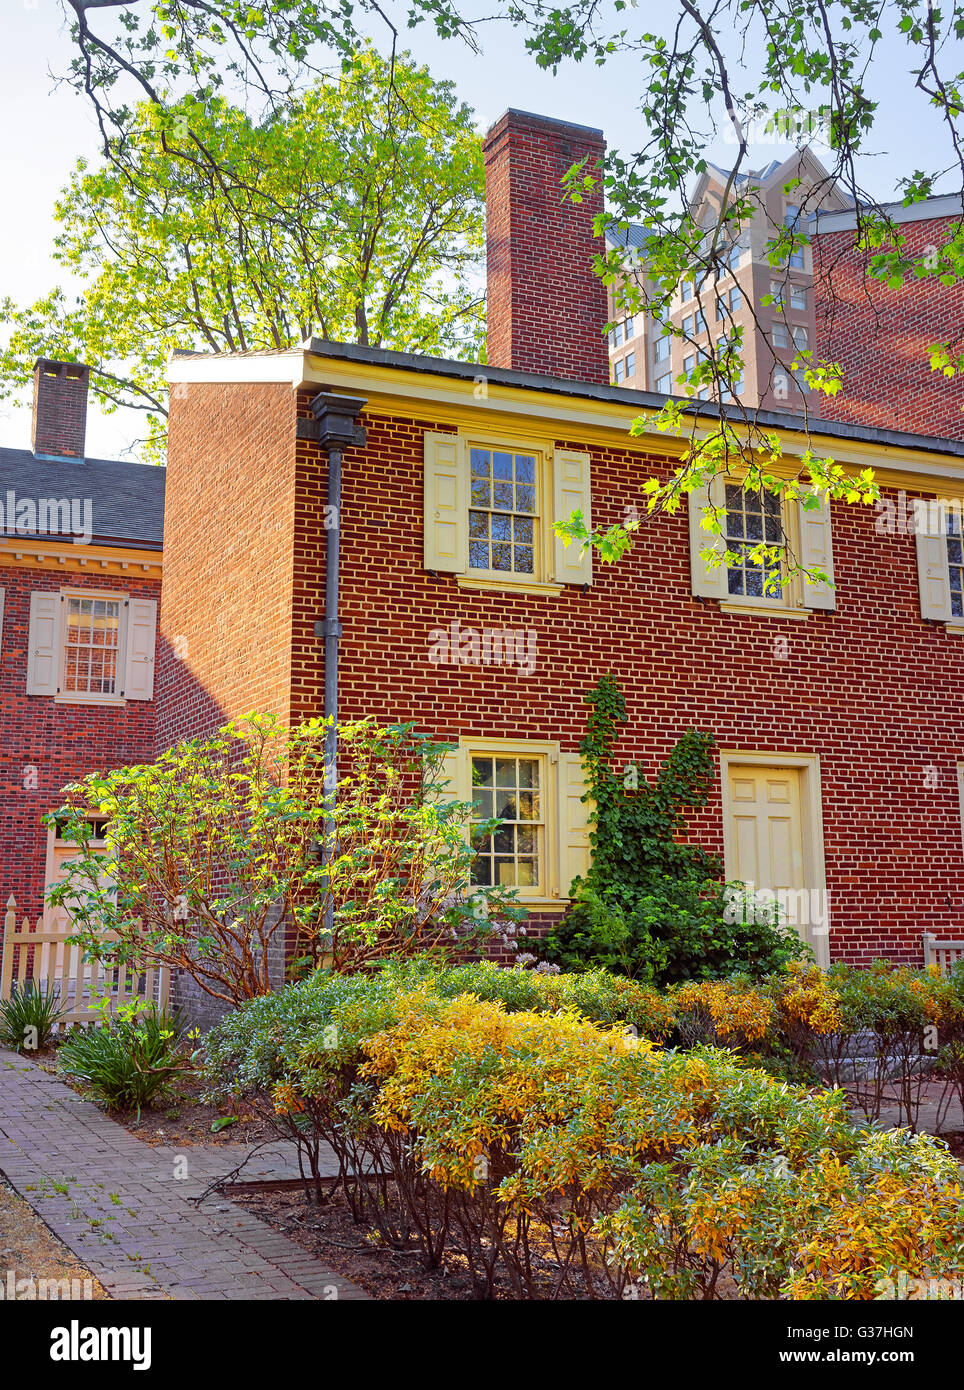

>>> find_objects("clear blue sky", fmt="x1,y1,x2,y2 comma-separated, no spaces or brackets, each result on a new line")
1,1,958,459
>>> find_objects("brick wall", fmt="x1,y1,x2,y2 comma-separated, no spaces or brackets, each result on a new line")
158,380,299,749
815,217,964,439
0,565,159,920
483,110,610,385
162,373,964,973
289,395,964,967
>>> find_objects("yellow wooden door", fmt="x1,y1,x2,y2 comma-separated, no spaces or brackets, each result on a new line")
728,765,805,895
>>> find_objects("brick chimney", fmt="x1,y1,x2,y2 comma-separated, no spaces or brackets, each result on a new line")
483,109,609,384
31,359,89,460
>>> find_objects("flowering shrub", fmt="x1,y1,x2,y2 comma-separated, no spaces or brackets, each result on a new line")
671,976,775,1048
206,963,964,1299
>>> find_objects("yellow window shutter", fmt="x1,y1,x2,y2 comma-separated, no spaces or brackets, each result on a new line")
423,432,467,573
557,752,592,899
688,476,730,600
915,500,953,622
436,747,466,804
552,448,592,585
26,591,62,696
122,598,158,700
797,496,836,610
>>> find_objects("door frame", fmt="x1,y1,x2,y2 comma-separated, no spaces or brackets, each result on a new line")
719,750,829,968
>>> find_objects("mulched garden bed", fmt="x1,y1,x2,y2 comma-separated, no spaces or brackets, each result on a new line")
228,1185,645,1301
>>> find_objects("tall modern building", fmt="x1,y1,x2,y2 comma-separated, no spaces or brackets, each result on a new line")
605,150,964,438
605,149,853,411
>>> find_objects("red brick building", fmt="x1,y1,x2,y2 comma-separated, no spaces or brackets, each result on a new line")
814,196,964,440
160,110,964,976
0,361,163,925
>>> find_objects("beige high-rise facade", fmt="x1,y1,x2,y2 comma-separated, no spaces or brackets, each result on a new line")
606,149,853,414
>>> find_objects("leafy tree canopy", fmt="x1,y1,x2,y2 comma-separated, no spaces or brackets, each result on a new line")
2,42,484,459
52,2,964,570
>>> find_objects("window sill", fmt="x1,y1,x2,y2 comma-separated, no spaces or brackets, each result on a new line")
719,601,811,621
944,624,964,637
456,575,564,598
53,693,127,707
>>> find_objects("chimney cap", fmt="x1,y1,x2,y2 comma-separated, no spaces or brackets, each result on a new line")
32,357,90,378
484,108,605,142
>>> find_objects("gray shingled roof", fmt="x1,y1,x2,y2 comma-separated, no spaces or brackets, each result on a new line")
0,449,165,547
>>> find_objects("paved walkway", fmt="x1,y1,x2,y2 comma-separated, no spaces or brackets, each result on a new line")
0,1049,367,1300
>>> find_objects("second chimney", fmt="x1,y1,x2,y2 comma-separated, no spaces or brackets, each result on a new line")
483,109,609,385
31,358,89,461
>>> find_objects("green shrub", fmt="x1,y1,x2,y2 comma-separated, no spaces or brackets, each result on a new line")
0,981,66,1052
58,1001,193,1117
206,963,964,1298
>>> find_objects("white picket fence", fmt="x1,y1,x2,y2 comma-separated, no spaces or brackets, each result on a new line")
0,895,168,1028
922,933,964,974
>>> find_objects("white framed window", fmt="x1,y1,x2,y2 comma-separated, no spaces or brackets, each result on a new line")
789,285,807,311
654,334,671,363
772,322,790,349
624,350,636,378
424,432,592,592
26,589,157,703
64,596,122,696
655,372,672,394
792,325,809,350
470,752,546,893
613,357,626,385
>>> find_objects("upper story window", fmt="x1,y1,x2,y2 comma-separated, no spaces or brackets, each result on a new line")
682,314,694,337
26,589,157,704
64,597,121,697
790,285,807,311
681,280,695,303
654,334,671,363
655,371,672,394
624,316,635,340
792,325,809,350
695,309,707,336
613,357,626,384
728,285,742,312
947,514,964,618
789,247,806,270
773,322,790,349
469,447,537,578
423,432,592,593
725,486,785,600
624,350,636,378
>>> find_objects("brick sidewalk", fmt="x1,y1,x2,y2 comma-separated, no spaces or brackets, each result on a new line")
0,1048,367,1300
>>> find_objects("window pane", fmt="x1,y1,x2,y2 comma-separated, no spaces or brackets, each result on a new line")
725,490,784,600
467,447,540,576
470,756,543,893
63,596,120,695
